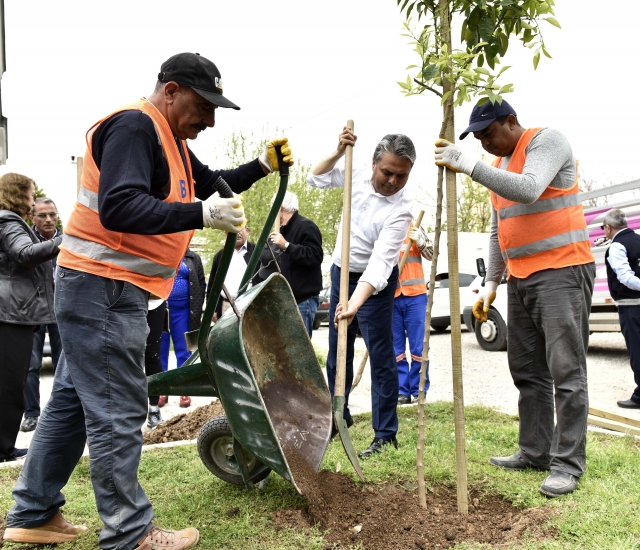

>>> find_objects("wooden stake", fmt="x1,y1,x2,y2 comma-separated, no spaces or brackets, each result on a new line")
439,0,468,514
76,156,83,195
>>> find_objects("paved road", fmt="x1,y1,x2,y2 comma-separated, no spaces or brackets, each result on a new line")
14,324,640,452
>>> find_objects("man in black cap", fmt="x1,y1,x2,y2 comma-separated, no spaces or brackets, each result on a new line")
434,100,595,498
3,52,292,550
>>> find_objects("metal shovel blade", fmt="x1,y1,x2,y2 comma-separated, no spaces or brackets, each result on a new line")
185,330,199,352
333,395,364,481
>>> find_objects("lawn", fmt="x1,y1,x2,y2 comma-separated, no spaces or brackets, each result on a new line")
1,403,639,549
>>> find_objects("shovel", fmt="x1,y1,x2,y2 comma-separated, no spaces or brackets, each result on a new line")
334,119,365,482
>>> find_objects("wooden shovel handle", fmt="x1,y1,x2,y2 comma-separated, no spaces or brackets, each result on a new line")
335,120,354,398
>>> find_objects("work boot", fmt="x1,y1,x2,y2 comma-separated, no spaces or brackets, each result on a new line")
3,511,88,544
358,437,398,459
180,396,191,408
137,526,200,550
158,396,168,407
539,470,578,498
20,416,38,432
397,395,411,405
617,398,640,409
147,408,164,429
489,450,549,471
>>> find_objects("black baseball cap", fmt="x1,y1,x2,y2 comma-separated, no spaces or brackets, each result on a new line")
158,52,240,110
459,99,517,140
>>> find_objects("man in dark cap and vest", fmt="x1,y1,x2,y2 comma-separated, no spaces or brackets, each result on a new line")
4,52,292,550
434,100,595,498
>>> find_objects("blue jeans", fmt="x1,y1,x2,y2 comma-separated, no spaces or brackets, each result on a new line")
326,264,399,440
393,293,430,397
7,267,154,550
298,295,320,338
23,323,62,418
161,297,192,371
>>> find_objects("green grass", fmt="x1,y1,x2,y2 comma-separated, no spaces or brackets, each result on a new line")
2,403,639,549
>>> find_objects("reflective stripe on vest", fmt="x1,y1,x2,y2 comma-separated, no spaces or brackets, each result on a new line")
400,277,426,286
62,234,177,279
395,224,427,297
405,256,422,263
501,228,590,261
491,128,593,279
78,186,99,212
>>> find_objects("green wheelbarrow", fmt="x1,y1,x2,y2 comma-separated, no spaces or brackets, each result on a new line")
147,154,333,493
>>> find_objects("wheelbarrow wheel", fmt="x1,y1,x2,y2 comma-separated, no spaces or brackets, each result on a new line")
197,414,270,485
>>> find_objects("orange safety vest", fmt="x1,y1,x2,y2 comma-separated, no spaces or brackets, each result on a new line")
491,128,593,279
395,223,427,298
58,98,196,299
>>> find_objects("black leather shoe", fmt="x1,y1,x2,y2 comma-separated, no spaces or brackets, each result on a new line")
539,470,578,497
330,416,354,440
397,395,411,405
489,450,549,471
13,448,28,459
20,416,38,432
358,437,398,459
617,399,640,409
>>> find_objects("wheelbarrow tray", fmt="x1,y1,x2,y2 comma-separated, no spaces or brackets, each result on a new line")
211,273,332,491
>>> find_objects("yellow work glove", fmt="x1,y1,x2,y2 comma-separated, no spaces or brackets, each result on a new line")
434,138,476,176
259,137,293,173
471,280,498,323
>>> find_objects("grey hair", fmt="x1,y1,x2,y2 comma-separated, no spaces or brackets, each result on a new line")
603,208,627,229
271,191,298,213
35,197,57,209
372,134,416,165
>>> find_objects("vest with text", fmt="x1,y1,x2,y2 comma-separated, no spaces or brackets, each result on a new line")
490,128,593,279
395,222,427,298
58,99,195,299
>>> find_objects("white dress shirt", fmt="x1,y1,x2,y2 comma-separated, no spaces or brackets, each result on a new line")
607,228,640,304
307,163,413,291
222,243,249,300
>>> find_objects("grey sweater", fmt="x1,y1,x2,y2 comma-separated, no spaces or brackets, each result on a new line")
471,128,576,282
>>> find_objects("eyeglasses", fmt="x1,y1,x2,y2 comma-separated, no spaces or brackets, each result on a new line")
33,213,58,220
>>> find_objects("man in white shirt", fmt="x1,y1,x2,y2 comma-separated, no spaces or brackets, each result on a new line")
307,126,415,458
602,209,640,409
207,226,258,320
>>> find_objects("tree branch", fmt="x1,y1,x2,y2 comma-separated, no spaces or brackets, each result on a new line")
413,78,443,97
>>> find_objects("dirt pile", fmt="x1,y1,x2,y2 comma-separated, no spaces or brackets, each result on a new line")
143,401,225,445
276,451,559,550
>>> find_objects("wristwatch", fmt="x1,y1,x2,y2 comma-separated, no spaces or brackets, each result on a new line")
284,241,290,251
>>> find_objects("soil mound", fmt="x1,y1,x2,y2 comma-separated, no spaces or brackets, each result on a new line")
143,401,225,445
276,450,559,549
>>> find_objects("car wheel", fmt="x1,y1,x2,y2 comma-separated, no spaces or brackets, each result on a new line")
197,414,270,485
430,324,449,332
474,308,507,351
313,316,321,330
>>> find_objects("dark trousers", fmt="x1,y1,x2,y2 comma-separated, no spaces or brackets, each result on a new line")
618,305,640,403
0,322,35,460
326,264,399,440
507,263,595,477
23,323,62,418
7,267,153,550
145,302,166,406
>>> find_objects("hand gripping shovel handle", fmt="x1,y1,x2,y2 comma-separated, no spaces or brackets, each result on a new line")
334,120,364,481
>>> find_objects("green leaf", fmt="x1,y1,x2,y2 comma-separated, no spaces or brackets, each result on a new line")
406,64,418,70
477,96,490,107
533,50,541,70
478,12,495,42
499,83,514,94
542,44,552,58
474,66,491,75
422,64,439,80
478,53,485,67
397,80,410,90
440,89,453,105
545,16,561,28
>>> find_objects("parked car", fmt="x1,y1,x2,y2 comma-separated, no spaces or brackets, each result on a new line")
313,287,331,330
429,270,478,331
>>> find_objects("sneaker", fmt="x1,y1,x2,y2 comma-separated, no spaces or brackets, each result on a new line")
3,511,88,544
397,395,411,405
539,470,578,498
147,409,164,429
489,450,549,471
137,526,199,550
180,396,191,408
358,437,398,459
20,416,38,432
158,396,168,408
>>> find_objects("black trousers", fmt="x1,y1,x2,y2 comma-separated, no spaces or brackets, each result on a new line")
145,302,166,406
618,305,640,403
0,322,36,460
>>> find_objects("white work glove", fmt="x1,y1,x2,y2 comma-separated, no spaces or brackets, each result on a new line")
434,139,477,176
472,280,498,323
409,227,434,261
258,137,293,173
202,193,246,233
